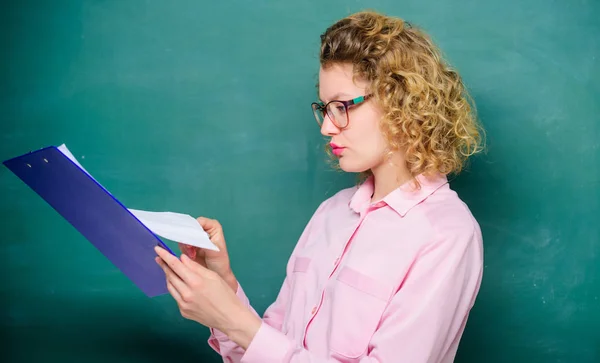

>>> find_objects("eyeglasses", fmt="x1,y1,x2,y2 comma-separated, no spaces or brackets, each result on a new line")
311,94,372,129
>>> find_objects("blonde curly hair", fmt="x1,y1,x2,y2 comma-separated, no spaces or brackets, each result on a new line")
319,11,484,181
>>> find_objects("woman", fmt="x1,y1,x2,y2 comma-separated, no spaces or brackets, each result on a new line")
155,10,484,363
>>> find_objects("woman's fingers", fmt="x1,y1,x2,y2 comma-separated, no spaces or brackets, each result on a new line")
181,253,212,277
196,217,227,252
196,216,221,236
196,216,217,229
166,279,182,302
178,243,197,259
155,256,191,302
155,246,193,284
177,243,208,268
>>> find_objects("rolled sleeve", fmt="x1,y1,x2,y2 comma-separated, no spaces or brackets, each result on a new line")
240,322,295,363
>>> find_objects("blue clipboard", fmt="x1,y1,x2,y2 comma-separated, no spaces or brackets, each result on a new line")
3,145,176,297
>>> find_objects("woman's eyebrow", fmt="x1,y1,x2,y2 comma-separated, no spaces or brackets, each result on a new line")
319,92,352,103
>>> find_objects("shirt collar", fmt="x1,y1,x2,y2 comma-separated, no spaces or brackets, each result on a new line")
349,173,449,216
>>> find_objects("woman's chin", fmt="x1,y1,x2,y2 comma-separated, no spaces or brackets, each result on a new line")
338,158,370,173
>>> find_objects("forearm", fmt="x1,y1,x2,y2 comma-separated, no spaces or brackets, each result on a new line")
208,280,289,362
222,308,262,350
207,282,259,360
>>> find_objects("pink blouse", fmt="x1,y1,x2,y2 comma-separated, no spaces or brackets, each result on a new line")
208,173,483,362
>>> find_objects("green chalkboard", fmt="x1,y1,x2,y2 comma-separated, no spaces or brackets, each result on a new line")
1,1,598,362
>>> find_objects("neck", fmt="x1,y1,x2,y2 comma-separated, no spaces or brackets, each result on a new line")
370,154,413,202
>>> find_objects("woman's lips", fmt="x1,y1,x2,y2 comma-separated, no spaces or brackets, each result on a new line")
330,143,345,156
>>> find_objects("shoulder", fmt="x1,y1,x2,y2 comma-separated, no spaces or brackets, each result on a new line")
400,184,484,294
289,185,359,257
298,185,359,238
325,185,358,207
417,183,483,252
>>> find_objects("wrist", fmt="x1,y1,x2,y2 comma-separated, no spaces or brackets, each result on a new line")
223,308,262,350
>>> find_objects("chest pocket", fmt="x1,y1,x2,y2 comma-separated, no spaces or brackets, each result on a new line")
284,256,313,335
329,266,395,359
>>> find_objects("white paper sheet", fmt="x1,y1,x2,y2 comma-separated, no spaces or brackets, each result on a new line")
57,144,218,251
128,209,218,251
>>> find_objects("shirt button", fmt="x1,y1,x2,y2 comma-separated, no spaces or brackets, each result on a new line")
311,306,317,315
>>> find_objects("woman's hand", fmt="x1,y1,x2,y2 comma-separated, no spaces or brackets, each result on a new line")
179,217,238,292
154,245,261,349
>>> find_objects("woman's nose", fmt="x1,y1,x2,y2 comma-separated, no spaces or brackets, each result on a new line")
320,115,340,136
